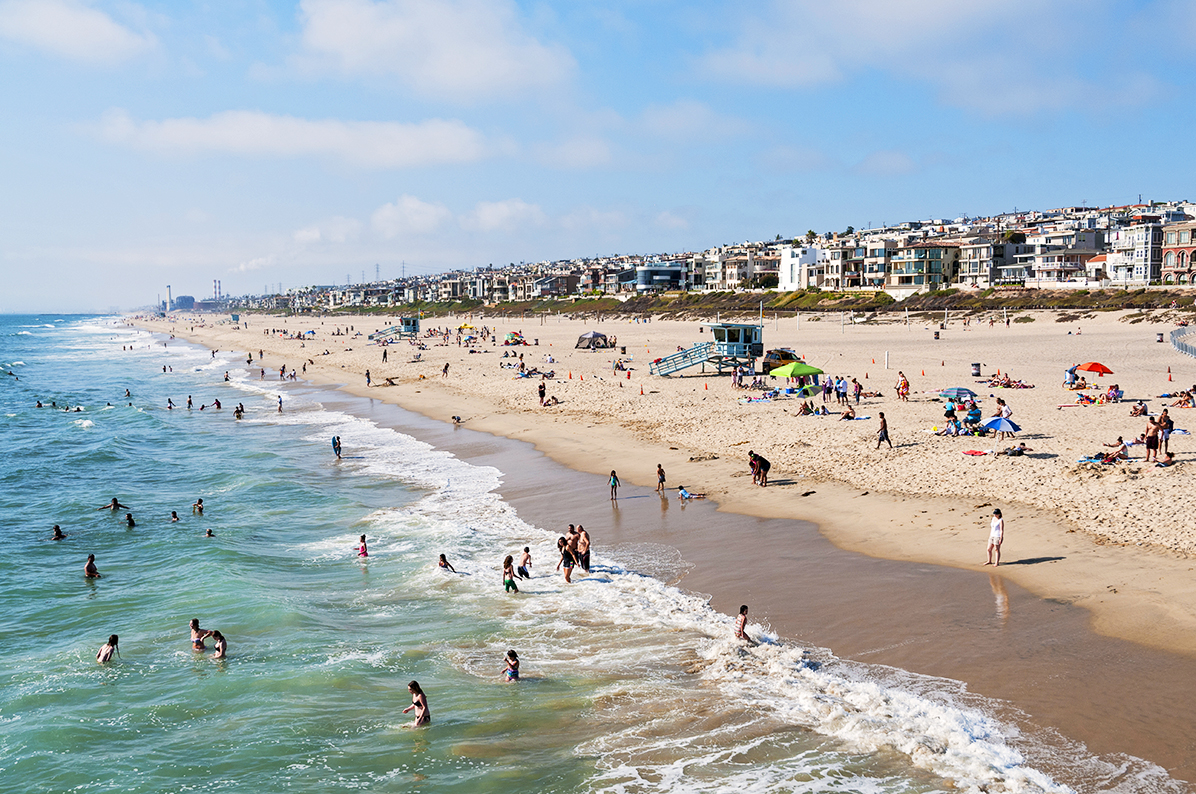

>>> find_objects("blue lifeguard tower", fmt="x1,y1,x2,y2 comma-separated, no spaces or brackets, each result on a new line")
649,322,764,376
369,317,420,342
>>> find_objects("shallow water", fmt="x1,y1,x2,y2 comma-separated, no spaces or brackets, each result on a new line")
0,315,1189,793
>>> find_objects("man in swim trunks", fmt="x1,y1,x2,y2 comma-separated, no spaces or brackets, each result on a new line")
517,547,531,579
84,554,101,578
98,498,129,511
577,526,591,573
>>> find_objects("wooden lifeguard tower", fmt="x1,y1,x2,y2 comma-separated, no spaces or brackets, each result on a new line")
649,322,764,376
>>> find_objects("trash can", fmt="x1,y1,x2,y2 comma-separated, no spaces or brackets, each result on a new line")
534,338,539,346
621,346,627,354
971,363,981,377
933,331,940,340
1158,333,1165,343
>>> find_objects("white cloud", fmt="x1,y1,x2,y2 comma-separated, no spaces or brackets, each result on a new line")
560,207,626,232
641,100,748,140
460,198,545,232
702,0,1154,114
534,136,612,169
234,254,276,273
294,216,363,243
0,0,154,63
97,109,489,168
296,0,574,101
758,144,834,173
654,211,689,230
371,195,451,238
853,150,916,177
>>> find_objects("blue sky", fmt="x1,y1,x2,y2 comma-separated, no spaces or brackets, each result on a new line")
2,0,1194,311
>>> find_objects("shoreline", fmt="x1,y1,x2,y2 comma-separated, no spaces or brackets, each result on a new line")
134,312,1196,659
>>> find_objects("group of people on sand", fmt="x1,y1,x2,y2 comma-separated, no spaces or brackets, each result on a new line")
748,450,771,486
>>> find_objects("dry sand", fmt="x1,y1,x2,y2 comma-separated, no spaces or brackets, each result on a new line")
136,307,1196,657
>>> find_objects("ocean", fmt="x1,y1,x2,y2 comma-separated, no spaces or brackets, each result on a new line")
0,314,1187,794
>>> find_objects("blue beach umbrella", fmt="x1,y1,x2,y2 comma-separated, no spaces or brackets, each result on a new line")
983,417,1021,434
940,387,977,401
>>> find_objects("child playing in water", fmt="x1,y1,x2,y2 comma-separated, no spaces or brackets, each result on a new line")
504,650,520,682
735,605,756,645
438,554,456,572
503,556,519,593
517,547,531,579
357,534,368,557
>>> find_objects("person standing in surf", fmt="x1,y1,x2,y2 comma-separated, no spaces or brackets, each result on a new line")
609,470,620,501
332,436,341,459
403,681,430,727
503,555,519,593
96,634,119,663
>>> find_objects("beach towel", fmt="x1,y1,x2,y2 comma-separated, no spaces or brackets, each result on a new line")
962,450,988,456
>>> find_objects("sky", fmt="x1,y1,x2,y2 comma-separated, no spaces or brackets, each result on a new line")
2,0,1196,312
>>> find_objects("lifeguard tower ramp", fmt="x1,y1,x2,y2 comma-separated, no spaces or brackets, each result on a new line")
649,322,763,376
369,317,420,342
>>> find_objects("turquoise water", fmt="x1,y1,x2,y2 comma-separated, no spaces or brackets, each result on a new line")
0,315,1181,794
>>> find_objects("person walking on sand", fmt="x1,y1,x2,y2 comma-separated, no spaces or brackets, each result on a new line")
876,412,892,449
985,509,1004,566
656,464,666,492
609,470,620,501
84,554,101,578
403,681,430,727
365,369,371,387
503,555,519,593
442,362,449,377
97,634,119,663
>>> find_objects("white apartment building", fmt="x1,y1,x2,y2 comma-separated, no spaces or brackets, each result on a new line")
1105,223,1163,284
777,244,826,290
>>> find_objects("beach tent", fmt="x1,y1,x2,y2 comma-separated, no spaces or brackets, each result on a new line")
575,331,611,349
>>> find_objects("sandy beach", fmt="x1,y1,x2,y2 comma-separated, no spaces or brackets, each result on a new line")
137,308,1196,658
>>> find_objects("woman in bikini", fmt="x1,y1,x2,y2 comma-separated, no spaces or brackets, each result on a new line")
403,681,430,727
556,537,576,584
189,618,213,651
502,555,519,593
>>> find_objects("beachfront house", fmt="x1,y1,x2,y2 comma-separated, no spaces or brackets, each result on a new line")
1162,220,1196,284
886,241,961,298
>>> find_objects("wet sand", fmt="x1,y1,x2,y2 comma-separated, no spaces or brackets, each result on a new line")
326,387,1196,787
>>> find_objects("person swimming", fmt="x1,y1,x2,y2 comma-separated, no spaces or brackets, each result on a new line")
84,554,101,578
125,513,135,528
51,525,65,540
96,634,119,663
97,498,129,511
192,498,203,515
204,529,214,537
171,511,180,522
211,630,227,659
438,554,456,572
504,649,519,682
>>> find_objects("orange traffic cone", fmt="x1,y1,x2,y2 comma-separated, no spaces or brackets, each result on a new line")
865,372,868,378
872,358,875,363
580,374,584,381
640,385,644,395
626,371,630,379
704,382,708,390
1169,372,1173,381
921,369,925,376
568,371,572,379
941,360,944,366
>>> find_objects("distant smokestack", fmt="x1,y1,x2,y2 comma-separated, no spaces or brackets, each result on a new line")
167,285,172,311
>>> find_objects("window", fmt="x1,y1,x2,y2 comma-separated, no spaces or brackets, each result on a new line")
1182,231,1191,244
1166,252,1176,268
1167,231,1177,244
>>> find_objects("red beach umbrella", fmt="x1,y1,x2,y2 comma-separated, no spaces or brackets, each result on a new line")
1076,361,1113,376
